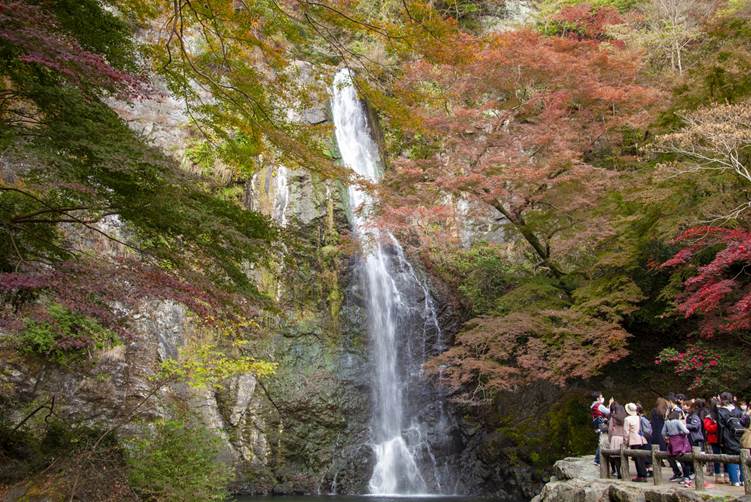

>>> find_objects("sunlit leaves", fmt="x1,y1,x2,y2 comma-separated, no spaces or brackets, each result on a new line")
159,342,276,389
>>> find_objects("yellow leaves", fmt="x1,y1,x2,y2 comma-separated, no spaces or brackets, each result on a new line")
159,342,277,389
159,314,274,388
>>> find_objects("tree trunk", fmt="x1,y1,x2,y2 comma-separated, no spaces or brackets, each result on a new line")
490,200,563,278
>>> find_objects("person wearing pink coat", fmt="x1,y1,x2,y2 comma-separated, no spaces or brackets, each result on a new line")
624,402,649,482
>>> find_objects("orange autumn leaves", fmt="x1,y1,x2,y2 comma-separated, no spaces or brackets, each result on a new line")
376,6,661,400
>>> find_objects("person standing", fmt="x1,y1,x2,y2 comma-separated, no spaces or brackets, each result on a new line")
718,391,745,486
625,403,649,482
608,402,627,479
704,399,726,484
637,403,654,476
687,401,705,450
662,410,693,486
651,397,683,480
591,392,612,466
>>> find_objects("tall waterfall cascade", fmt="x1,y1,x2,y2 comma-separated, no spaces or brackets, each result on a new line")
331,69,451,495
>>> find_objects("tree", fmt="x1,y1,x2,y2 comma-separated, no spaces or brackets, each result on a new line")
641,0,717,76
0,0,280,368
651,101,751,219
126,417,232,502
657,225,751,392
426,307,631,404
661,226,751,340
383,6,658,277
610,0,719,76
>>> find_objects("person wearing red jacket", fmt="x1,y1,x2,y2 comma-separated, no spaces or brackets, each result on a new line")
591,392,613,466
704,399,726,484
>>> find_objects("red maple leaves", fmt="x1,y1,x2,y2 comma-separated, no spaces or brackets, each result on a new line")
552,4,624,41
0,1,144,97
661,226,751,337
384,12,659,270
0,257,256,340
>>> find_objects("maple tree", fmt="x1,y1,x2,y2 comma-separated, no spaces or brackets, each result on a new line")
0,1,143,99
426,309,630,404
366,5,662,397
660,226,751,339
0,0,284,370
382,5,659,278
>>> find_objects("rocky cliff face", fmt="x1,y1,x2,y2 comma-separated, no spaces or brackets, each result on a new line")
0,47,537,500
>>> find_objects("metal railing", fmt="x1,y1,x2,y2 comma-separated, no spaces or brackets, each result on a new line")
600,444,751,494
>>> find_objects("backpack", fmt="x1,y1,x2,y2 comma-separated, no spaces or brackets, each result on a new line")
742,429,751,450
592,402,606,419
592,416,608,433
720,407,744,453
725,415,746,438
640,415,653,442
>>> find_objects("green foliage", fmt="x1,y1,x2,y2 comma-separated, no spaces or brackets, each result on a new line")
493,276,570,316
538,0,643,14
1,72,274,293
662,11,751,127
497,393,594,469
1,0,277,305
430,0,481,19
655,342,751,393
125,418,231,502
572,275,644,323
18,303,120,365
430,242,516,315
50,0,138,70
159,340,277,388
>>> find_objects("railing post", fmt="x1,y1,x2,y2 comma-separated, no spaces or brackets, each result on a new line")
620,445,631,479
651,444,662,485
692,446,704,491
600,450,609,479
740,448,751,495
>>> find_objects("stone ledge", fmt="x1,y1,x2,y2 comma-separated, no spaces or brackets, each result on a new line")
534,456,751,502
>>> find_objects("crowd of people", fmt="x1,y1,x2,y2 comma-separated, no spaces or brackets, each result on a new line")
591,391,751,488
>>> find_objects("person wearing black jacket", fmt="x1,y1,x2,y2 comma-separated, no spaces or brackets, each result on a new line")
718,392,745,486
686,401,705,448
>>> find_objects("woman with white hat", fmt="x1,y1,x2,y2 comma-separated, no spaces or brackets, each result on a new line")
624,402,649,482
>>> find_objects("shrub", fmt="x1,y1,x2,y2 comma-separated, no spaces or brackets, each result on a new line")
18,303,121,365
125,418,232,502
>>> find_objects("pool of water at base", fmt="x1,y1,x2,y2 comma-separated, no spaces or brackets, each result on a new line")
235,496,498,502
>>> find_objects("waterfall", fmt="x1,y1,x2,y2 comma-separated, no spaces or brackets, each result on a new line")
273,165,290,227
332,68,447,495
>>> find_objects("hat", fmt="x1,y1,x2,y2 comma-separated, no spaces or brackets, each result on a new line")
625,403,638,416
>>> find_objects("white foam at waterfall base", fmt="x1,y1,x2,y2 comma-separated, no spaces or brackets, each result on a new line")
331,68,435,496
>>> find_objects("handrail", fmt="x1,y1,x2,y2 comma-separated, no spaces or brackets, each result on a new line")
599,445,751,494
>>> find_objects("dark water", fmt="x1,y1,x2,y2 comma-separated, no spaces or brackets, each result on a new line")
235,497,495,502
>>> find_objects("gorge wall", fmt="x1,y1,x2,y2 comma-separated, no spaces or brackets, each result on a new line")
0,61,535,500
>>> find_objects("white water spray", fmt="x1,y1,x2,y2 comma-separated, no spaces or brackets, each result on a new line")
331,69,435,495
273,165,290,227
